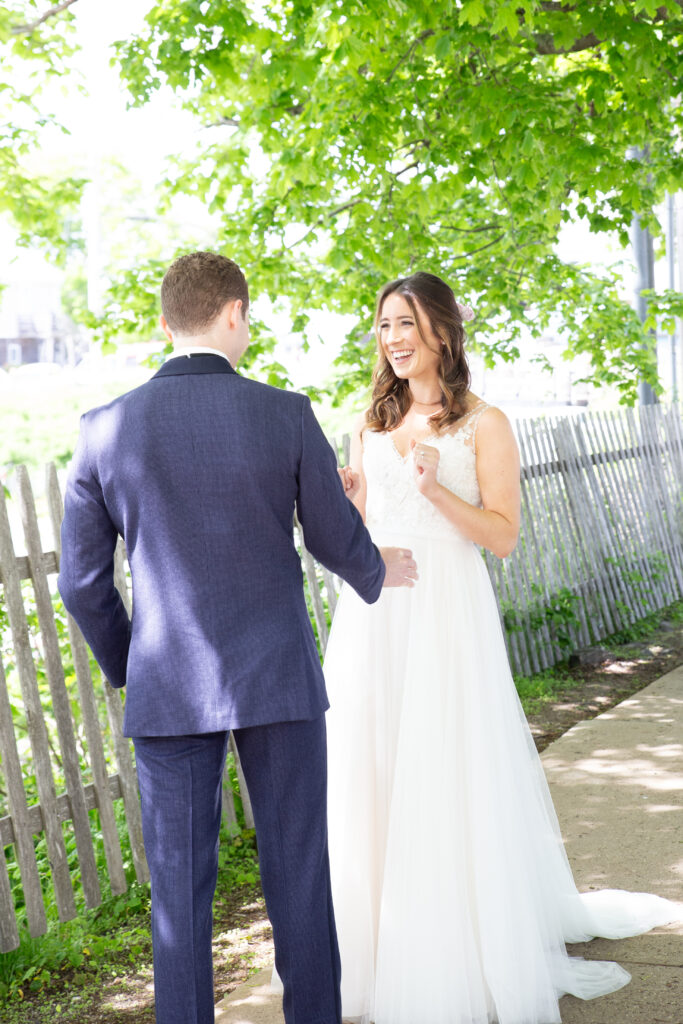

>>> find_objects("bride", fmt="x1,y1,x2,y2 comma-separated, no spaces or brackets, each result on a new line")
325,271,678,1024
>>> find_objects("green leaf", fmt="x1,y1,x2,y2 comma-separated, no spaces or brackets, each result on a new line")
492,4,520,38
434,32,452,60
459,0,487,27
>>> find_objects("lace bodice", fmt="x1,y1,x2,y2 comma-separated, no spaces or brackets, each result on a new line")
363,403,488,541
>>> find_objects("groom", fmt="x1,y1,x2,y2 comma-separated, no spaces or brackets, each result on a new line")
58,251,417,1024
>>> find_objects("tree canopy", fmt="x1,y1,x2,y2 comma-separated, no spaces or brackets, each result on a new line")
58,3,683,397
0,1,83,263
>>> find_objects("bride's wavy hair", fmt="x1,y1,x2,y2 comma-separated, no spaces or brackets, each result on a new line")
366,272,471,433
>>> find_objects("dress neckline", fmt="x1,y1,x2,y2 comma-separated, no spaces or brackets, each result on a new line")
385,401,489,461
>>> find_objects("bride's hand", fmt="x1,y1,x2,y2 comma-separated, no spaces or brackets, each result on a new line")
338,465,361,501
411,440,440,498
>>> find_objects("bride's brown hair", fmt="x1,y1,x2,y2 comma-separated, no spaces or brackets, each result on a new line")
365,272,471,434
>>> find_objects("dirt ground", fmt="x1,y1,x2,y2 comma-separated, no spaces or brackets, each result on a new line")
8,618,682,1023
525,619,683,752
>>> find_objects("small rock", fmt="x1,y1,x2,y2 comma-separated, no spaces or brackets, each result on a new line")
568,647,612,668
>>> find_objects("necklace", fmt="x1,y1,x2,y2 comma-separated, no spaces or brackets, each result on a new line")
411,398,443,411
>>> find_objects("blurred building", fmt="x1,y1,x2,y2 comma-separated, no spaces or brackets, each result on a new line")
0,274,87,369
0,310,87,368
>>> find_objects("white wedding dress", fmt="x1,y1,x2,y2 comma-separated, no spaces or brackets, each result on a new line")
323,404,678,1024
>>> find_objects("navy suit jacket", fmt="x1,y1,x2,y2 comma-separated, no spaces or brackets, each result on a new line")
58,354,385,737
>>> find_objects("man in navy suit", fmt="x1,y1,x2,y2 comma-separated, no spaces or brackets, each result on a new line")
58,252,417,1024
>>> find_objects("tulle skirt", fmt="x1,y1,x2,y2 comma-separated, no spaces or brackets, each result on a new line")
324,527,678,1024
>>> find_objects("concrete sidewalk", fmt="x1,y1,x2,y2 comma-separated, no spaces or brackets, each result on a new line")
216,666,683,1024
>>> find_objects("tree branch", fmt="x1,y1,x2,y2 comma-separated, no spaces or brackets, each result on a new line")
394,161,420,179
441,223,503,234
534,31,602,55
284,197,364,251
205,115,241,129
537,2,578,11
386,29,434,82
532,0,683,54
11,0,80,35
451,234,506,260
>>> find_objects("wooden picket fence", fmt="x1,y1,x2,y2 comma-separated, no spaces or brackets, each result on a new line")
485,404,683,674
0,403,681,951
0,465,253,953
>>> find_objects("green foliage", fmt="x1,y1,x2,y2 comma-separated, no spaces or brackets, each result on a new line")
514,597,683,712
0,1,85,261
217,829,260,890
603,548,669,617
0,808,259,1007
0,798,151,1004
502,583,581,652
514,664,575,714
110,0,683,399
601,596,682,645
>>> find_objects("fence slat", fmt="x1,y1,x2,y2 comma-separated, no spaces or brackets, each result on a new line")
613,410,666,616
0,648,46,944
0,773,126,847
222,760,240,836
17,466,102,910
659,409,683,571
600,411,650,622
46,464,128,897
627,409,674,607
0,551,59,584
295,516,329,649
562,419,620,635
320,567,339,619
0,486,76,921
524,417,588,656
640,407,683,593
551,419,609,643
0,831,19,952
229,734,254,829
512,422,556,668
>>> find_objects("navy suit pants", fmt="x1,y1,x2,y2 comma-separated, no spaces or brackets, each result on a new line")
134,715,341,1024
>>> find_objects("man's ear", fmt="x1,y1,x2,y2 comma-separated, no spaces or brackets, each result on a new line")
225,299,243,329
160,315,174,344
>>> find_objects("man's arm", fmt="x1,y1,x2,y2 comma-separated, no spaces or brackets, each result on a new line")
296,399,416,603
58,416,131,688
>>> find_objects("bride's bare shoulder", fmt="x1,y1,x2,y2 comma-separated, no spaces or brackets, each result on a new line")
474,404,518,458
352,409,372,443
476,403,513,431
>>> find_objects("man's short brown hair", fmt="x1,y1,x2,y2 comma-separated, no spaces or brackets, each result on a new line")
161,252,249,335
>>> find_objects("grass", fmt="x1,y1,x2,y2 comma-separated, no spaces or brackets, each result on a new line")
513,598,683,715
515,664,577,715
0,365,150,476
0,797,260,1012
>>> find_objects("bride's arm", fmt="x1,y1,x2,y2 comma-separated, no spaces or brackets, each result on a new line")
415,407,520,558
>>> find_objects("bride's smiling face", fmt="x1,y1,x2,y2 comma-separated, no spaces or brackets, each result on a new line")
378,292,442,383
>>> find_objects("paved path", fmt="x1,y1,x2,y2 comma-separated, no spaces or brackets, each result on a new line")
216,666,683,1024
